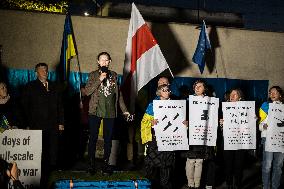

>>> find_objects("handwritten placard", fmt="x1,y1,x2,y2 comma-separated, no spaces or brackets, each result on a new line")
0,129,42,188
222,101,256,150
153,100,188,151
188,95,219,146
265,103,284,153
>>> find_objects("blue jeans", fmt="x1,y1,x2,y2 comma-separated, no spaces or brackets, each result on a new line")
88,115,115,161
262,138,284,189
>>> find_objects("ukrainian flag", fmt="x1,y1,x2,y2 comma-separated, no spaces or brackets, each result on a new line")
259,101,269,123
60,13,77,81
141,102,154,144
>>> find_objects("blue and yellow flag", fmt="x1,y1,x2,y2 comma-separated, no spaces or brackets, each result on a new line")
192,20,211,74
60,13,77,81
141,99,158,144
259,101,269,123
0,115,9,133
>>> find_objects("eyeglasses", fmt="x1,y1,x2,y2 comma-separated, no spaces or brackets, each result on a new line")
161,88,171,93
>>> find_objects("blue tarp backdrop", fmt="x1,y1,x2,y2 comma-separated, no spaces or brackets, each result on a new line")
5,68,268,107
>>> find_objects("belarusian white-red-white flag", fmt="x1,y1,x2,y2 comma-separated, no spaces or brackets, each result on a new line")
121,3,171,113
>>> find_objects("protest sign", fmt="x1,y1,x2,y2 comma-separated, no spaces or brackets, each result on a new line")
0,129,42,188
153,100,188,151
188,95,219,146
222,101,256,150
266,103,284,153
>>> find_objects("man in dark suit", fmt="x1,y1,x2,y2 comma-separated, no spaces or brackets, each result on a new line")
22,63,64,172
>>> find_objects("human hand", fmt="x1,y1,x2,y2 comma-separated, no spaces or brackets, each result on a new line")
151,119,158,126
182,120,188,127
123,112,134,122
59,125,64,131
99,72,107,81
219,119,224,127
10,162,19,180
6,162,19,181
263,124,268,130
187,120,190,127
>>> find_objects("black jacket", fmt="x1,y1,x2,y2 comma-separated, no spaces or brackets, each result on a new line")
22,79,64,130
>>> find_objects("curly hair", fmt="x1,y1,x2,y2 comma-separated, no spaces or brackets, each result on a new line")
229,88,245,101
268,86,284,103
192,79,209,96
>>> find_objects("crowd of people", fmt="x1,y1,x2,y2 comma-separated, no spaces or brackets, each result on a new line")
141,79,284,189
1,51,284,189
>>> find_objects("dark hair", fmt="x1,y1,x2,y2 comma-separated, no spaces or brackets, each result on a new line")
97,52,111,61
157,76,170,86
268,86,284,102
223,90,231,102
35,63,48,71
158,76,169,81
193,79,208,96
229,88,245,101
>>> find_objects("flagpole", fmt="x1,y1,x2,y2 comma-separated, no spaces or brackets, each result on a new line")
168,66,174,78
122,2,173,113
74,53,83,106
66,10,83,103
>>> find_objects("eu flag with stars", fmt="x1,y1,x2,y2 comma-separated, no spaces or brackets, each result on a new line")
60,13,77,81
192,20,211,74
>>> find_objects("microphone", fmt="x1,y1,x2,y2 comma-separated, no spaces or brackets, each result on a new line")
100,66,109,84
100,66,108,73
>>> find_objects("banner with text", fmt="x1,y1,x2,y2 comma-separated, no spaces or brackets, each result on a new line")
222,101,256,150
153,100,188,151
266,103,284,153
188,95,219,146
0,129,42,188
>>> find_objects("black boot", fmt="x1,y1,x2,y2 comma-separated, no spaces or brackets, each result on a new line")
88,157,96,175
102,159,113,175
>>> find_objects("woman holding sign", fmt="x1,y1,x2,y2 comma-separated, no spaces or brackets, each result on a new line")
220,88,246,189
259,86,284,189
183,80,215,189
141,84,183,189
